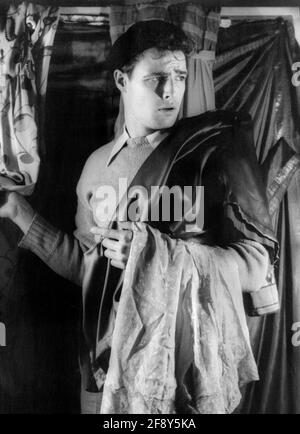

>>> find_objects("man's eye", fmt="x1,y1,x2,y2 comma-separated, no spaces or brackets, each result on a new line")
176,75,187,81
147,77,159,83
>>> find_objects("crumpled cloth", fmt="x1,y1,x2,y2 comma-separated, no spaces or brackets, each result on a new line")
100,223,259,414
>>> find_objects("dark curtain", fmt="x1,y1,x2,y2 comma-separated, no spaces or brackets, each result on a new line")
0,15,115,413
30,18,116,413
0,3,73,414
214,18,300,414
31,17,116,413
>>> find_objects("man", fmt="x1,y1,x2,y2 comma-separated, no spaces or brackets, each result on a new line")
0,21,277,413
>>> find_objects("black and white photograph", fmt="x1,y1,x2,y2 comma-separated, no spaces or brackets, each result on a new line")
0,0,300,417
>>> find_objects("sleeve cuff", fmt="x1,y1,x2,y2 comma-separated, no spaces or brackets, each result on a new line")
18,213,60,263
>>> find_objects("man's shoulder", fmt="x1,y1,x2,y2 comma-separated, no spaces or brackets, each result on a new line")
83,139,115,170
77,140,115,192
176,109,252,132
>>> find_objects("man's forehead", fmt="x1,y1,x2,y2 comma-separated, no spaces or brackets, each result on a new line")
138,48,187,72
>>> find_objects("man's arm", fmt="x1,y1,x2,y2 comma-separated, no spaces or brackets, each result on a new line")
0,191,134,285
0,191,34,233
0,191,85,286
19,212,85,286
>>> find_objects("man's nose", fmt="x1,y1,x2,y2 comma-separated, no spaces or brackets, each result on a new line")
162,77,174,100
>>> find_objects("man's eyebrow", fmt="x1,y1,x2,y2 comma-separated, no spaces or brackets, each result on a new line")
144,70,188,78
143,72,168,78
174,69,188,75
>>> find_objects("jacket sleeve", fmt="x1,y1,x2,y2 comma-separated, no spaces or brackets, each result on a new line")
220,112,279,263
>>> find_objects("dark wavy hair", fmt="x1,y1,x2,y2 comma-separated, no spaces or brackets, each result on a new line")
108,20,194,76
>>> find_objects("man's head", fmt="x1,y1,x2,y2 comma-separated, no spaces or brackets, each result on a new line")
108,20,193,136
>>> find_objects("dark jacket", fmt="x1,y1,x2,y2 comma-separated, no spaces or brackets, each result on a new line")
82,109,278,390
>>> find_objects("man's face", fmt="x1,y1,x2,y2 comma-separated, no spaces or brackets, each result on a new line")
120,48,187,134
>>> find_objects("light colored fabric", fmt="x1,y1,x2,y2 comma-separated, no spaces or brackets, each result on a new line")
179,53,216,118
75,127,170,235
267,153,300,229
100,223,260,414
0,2,59,195
168,3,219,117
106,125,169,167
109,2,220,136
0,4,60,356
17,120,168,286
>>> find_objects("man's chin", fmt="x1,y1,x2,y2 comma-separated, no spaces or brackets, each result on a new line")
153,115,178,130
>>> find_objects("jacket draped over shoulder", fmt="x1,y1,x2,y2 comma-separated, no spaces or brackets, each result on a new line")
82,110,278,403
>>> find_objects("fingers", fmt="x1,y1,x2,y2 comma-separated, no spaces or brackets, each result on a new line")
91,226,133,242
118,221,133,231
102,237,130,254
110,260,125,270
103,247,127,266
90,223,134,270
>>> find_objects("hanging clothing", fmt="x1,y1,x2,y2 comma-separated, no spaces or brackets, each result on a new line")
100,222,261,414
83,110,278,394
0,2,59,194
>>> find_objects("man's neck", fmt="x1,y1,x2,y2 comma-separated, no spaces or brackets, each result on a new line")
124,113,155,138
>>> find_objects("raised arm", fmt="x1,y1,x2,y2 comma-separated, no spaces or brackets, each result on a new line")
0,191,93,287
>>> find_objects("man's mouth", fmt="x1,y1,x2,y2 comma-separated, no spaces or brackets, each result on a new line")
158,107,176,112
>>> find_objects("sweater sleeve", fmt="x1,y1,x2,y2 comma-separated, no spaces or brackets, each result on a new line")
18,212,85,287
17,149,106,286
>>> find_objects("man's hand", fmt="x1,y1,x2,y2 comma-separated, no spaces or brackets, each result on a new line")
0,191,19,220
91,222,133,270
0,191,35,233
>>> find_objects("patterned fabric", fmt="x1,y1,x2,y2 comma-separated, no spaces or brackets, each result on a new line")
109,1,219,51
0,5,59,411
267,154,300,222
0,2,59,195
109,0,171,45
126,136,150,148
59,9,109,28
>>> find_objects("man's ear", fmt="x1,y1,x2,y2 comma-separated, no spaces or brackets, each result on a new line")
114,69,128,93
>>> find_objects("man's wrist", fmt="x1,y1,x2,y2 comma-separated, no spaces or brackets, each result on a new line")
12,201,35,234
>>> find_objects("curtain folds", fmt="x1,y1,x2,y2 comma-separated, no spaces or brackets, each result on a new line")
0,2,59,413
214,18,300,414
214,18,300,163
109,1,220,135
0,2,59,195
168,2,219,116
